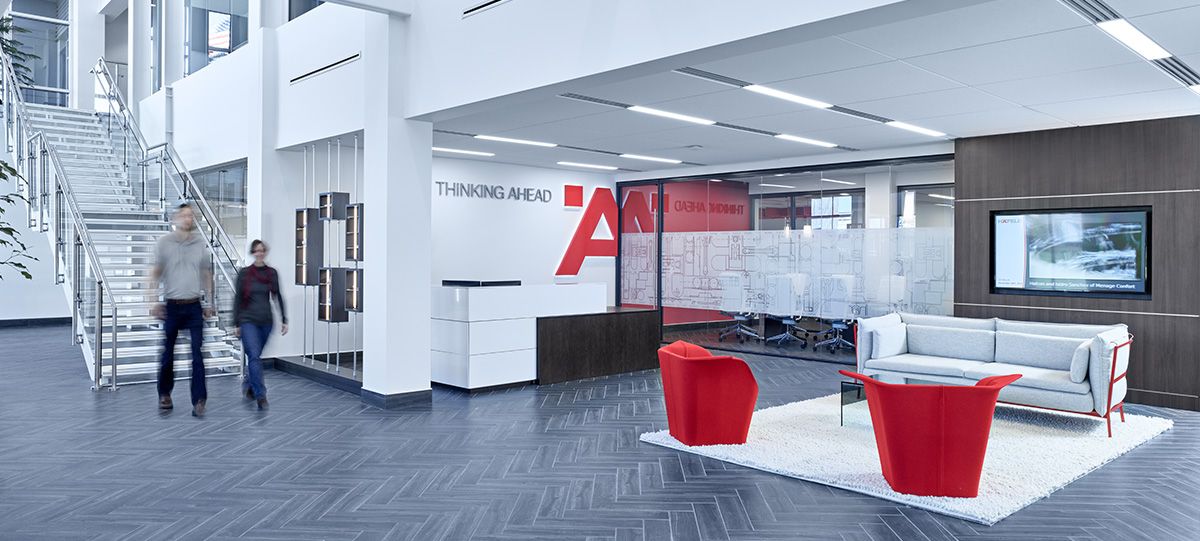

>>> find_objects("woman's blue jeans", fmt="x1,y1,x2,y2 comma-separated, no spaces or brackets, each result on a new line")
240,323,272,400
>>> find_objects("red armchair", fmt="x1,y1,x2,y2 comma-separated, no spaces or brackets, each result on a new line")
658,341,759,446
839,370,1022,498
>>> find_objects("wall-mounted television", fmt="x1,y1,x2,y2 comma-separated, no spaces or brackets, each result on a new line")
991,207,1150,298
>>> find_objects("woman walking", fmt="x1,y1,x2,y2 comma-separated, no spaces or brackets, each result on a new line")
233,240,287,409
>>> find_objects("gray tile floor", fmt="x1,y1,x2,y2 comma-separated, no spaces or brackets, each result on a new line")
1,324,1197,540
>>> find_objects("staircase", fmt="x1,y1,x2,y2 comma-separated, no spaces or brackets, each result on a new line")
5,58,243,388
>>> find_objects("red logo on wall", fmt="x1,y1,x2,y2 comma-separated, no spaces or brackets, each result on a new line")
556,185,617,276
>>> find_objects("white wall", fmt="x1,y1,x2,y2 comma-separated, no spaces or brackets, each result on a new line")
274,3,366,149
0,182,70,321
167,43,257,170
432,157,617,304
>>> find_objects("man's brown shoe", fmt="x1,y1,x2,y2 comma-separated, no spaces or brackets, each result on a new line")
192,399,206,417
159,396,173,410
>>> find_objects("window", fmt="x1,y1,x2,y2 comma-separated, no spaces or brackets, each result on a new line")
9,0,70,106
191,161,248,255
185,0,248,76
289,0,324,21
897,185,955,228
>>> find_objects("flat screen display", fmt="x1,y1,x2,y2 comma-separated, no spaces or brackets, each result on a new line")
991,207,1150,297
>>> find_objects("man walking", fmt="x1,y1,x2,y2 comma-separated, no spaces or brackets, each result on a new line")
151,203,214,417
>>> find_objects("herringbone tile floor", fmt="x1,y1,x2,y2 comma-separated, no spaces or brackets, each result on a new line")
1,324,1197,541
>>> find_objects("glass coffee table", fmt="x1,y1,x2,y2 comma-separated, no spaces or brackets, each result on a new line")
840,380,867,426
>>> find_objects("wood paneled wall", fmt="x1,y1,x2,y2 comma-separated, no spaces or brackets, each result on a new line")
954,116,1200,411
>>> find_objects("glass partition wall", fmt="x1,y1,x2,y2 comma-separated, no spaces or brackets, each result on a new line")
618,158,955,365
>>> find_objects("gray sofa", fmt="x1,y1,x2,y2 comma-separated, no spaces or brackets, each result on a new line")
855,312,1132,429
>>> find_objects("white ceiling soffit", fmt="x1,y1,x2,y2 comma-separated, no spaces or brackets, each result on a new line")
430,0,1200,175
321,0,414,16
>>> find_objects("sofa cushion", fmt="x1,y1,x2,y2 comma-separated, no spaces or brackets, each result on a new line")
964,363,1090,395
871,324,907,359
995,319,1123,340
865,354,987,378
1070,341,1090,383
900,313,995,331
995,331,1091,372
856,313,902,370
906,324,996,363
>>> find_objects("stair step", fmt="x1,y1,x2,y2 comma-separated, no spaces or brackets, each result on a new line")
99,328,226,343
99,357,241,379
90,315,222,329
84,218,171,228
100,342,233,359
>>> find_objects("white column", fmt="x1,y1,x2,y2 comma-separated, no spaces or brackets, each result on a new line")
68,0,105,110
250,1,287,30
864,170,896,229
161,0,185,86
127,0,153,108
361,12,433,406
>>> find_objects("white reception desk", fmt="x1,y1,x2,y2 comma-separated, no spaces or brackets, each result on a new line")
431,283,608,390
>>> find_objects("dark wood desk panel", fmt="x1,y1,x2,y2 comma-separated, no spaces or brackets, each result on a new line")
536,308,660,385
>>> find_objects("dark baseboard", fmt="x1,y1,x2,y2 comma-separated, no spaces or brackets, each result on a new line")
361,388,433,409
269,356,362,396
0,317,71,328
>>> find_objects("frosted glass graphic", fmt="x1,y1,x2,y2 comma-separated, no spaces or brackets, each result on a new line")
622,227,953,318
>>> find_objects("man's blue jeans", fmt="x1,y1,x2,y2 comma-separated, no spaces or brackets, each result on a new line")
158,301,207,405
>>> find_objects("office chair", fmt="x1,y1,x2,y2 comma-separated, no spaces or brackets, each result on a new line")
814,319,855,353
717,271,763,343
765,314,808,348
718,312,764,343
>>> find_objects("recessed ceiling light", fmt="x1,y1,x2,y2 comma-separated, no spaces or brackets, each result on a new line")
774,133,837,148
773,173,788,177
885,121,946,138
432,146,495,157
557,161,618,171
929,193,955,200
758,183,792,189
619,153,682,164
627,105,716,126
708,179,723,183
1097,19,1172,61
475,134,558,147
934,203,955,208
820,178,856,185
839,192,850,196
743,84,833,109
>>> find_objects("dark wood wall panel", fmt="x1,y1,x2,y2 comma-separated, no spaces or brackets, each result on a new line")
954,116,1200,411
536,309,660,385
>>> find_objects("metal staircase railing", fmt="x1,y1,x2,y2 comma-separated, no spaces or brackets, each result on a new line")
92,57,245,376
3,51,123,390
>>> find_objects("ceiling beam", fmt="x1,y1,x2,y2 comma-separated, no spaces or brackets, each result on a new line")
321,0,413,16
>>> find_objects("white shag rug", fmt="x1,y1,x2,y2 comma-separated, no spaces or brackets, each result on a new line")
640,394,1173,525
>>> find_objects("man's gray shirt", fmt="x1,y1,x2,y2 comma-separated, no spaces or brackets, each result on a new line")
156,231,211,301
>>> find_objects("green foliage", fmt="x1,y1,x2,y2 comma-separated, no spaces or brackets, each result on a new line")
1,16,38,86
0,161,35,280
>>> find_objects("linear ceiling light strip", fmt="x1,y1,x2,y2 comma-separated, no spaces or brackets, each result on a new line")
1058,0,1200,96
557,92,851,150
673,67,949,138
435,129,692,168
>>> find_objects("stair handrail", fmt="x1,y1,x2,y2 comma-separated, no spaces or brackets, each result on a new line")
2,49,123,389
92,58,240,286
2,54,114,302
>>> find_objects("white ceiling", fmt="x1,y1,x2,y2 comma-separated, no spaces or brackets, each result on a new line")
432,0,1200,175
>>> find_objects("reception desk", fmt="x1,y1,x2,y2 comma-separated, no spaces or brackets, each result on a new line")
431,283,609,390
